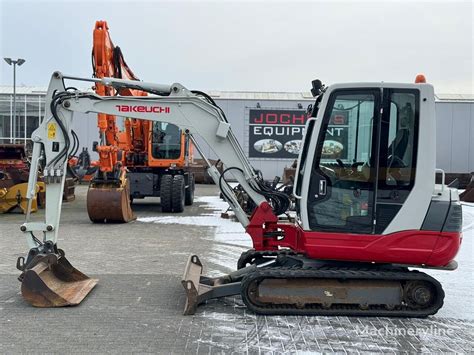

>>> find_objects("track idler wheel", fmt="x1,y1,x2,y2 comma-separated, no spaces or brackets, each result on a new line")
404,281,435,308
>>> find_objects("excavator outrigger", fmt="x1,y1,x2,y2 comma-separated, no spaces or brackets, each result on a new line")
17,72,462,317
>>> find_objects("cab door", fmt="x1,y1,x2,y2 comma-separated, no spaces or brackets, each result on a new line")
303,87,420,235
306,89,381,234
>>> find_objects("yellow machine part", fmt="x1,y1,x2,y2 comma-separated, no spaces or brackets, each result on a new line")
0,182,45,214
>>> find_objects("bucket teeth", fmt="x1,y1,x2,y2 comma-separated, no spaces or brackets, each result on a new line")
20,254,98,307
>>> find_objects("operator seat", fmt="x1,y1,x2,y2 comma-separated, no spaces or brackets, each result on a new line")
389,128,409,168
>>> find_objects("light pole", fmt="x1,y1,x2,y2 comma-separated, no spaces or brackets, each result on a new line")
4,57,26,143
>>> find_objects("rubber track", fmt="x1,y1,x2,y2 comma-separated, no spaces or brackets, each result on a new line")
240,266,444,317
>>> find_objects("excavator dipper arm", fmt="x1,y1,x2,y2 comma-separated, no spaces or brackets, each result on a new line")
17,75,99,307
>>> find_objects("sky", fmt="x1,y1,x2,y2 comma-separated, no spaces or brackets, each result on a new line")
0,0,472,94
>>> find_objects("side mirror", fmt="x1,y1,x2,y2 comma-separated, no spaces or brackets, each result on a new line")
311,79,324,97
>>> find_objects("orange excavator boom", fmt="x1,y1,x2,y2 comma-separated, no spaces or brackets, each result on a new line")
87,20,195,223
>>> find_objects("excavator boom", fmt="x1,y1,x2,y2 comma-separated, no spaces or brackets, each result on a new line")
88,20,152,223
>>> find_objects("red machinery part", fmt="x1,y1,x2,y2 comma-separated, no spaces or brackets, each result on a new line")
246,204,461,268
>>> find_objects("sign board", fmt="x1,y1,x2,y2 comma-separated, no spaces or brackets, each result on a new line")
248,108,349,159
249,109,307,159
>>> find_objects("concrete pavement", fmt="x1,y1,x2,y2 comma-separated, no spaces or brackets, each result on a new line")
0,185,472,353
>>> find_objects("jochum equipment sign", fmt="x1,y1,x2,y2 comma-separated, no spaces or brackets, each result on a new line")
248,108,348,159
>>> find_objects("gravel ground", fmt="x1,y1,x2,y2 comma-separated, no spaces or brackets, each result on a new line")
0,184,472,353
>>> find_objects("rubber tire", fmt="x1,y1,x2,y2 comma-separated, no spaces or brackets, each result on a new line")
172,175,185,213
185,173,195,206
160,174,173,212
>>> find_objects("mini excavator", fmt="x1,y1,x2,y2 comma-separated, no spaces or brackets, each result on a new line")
17,72,462,317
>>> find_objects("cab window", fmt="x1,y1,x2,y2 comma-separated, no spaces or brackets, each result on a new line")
307,90,379,233
383,92,418,188
151,122,182,159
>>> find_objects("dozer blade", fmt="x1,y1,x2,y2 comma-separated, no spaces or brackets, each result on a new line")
181,254,248,315
20,254,98,307
87,180,135,223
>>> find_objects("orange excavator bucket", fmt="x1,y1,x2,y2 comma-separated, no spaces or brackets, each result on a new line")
87,177,135,223
18,251,98,307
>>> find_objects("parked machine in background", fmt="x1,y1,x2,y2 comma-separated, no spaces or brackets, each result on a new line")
0,144,45,213
460,173,474,202
17,72,462,318
0,143,77,213
69,147,99,183
87,20,195,222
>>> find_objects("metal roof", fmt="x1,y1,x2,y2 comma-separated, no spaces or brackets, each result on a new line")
0,86,473,102
0,86,94,95
0,86,315,100
0,86,49,95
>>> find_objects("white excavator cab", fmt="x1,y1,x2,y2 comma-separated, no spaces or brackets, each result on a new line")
295,82,439,235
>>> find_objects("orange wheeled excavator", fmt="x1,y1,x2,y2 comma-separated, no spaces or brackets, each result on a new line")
88,21,195,222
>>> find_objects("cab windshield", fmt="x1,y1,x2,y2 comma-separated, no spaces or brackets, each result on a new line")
151,122,182,159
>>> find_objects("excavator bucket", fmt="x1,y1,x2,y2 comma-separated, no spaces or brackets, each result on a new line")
87,179,135,223
20,254,98,307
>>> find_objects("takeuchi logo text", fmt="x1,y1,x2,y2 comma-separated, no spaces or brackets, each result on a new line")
115,105,170,113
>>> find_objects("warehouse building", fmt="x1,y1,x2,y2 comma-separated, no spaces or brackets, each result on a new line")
0,86,473,180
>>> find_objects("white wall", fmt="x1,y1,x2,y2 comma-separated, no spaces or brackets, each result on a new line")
435,102,474,173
